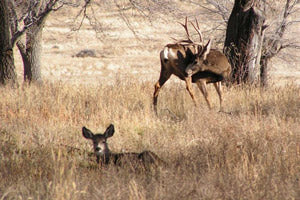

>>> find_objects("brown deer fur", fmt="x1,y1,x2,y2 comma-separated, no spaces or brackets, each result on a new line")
153,18,231,113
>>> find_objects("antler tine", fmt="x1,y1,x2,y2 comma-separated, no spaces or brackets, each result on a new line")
171,37,192,44
178,17,194,43
190,18,203,44
195,18,200,30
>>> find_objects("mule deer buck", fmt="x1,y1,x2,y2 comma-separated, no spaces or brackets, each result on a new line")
153,17,231,114
82,124,163,170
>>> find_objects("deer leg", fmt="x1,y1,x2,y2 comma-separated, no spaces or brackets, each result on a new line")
214,82,223,111
185,76,197,106
153,71,171,114
196,80,211,109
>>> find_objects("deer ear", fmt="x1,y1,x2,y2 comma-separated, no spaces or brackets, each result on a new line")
104,124,115,138
203,39,212,60
82,127,94,139
197,45,203,55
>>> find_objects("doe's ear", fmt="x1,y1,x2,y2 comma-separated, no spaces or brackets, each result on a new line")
104,124,115,138
203,39,212,60
82,127,94,139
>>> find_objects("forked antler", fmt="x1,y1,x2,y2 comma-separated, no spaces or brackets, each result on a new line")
178,17,194,43
172,17,204,46
190,18,203,44
171,17,193,44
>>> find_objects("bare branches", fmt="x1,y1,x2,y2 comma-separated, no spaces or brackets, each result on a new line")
10,0,67,46
281,42,300,50
72,0,91,31
11,22,33,46
71,0,183,40
114,0,140,39
183,0,232,47
188,0,232,24
262,0,300,59
206,0,232,23
204,0,299,59
127,0,182,19
275,0,291,37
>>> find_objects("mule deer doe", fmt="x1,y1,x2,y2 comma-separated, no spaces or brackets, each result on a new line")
153,17,231,114
82,124,163,170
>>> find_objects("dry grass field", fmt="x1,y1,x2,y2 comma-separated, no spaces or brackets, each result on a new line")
1,1,300,199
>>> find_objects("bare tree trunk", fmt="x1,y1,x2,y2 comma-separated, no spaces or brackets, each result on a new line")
0,49,16,85
0,0,17,85
17,1,47,84
224,0,265,84
259,0,297,87
260,56,270,87
18,22,44,84
12,0,60,85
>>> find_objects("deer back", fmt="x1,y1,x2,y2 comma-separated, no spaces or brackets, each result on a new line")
203,49,231,78
185,48,231,84
105,151,164,170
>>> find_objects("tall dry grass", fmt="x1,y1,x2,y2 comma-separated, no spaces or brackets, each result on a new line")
0,78,299,199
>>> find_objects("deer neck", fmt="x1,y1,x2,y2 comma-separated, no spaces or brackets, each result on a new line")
96,148,112,164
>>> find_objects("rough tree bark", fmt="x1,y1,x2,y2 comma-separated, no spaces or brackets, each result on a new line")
224,0,266,84
17,17,46,84
0,0,17,85
6,0,64,85
16,1,51,84
260,55,270,86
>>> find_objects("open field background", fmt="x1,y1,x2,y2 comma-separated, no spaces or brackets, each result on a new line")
1,1,300,199
12,0,300,86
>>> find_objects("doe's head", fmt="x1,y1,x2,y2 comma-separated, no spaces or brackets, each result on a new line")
82,124,115,158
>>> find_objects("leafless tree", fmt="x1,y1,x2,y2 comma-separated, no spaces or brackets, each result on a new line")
223,0,266,84
1,0,180,85
0,0,80,85
259,0,300,86
0,0,17,85
11,0,80,84
190,0,300,86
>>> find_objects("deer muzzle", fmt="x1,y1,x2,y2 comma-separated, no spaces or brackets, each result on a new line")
186,63,200,76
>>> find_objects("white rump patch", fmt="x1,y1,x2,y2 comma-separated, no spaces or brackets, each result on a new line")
163,47,169,60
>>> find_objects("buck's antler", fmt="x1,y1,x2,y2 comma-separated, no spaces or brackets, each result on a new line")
190,18,203,44
179,17,194,43
172,17,204,46
172,17,195,44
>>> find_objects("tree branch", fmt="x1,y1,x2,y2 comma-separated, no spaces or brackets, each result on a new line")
11,0,64,46
262,0,299,59
72,0,91,31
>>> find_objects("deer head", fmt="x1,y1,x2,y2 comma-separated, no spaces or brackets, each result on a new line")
82,124,114,163
185,39,212,76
